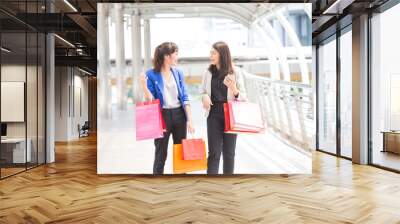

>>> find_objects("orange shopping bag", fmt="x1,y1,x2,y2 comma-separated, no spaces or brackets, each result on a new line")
173,144,207,174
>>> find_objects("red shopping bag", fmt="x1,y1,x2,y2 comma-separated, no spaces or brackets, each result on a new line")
182,138,206,160
135,99,166,141
224,101,264,134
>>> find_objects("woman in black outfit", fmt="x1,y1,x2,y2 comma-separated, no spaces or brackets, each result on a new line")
200,41,247,175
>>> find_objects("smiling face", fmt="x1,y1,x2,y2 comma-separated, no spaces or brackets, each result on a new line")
164,50,179,67
153,42,179,72
208,41,233,77
209,48,220,66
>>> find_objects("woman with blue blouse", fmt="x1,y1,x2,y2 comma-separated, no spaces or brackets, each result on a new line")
140,42,195,175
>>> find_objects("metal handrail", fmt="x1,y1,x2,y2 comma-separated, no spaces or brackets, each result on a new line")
242,70,314,151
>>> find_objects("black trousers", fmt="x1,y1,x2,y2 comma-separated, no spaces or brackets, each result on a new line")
153,107,187,174
207,102,237,175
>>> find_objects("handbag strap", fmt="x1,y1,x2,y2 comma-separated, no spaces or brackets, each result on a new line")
137,99,160,106
186,132,203,140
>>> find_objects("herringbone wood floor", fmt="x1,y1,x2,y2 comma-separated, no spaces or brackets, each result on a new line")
0,134,400,224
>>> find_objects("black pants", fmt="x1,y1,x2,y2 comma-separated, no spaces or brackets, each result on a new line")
207,102,237,175
153,107,187,174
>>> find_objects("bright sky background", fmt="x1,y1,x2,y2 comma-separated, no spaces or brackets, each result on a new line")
107,14,312,60
108,17,250,59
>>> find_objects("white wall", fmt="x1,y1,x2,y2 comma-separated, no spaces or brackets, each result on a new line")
1,65,26,141
1,64,46,163
1,65,30,138
72,73,89,138
55,67,68,141
55,67,89,141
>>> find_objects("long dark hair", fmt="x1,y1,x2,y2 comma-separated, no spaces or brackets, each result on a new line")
208,41,234,79
153,42,178,72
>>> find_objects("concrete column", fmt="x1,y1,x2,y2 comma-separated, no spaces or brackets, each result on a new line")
46,1,55,163
143,18,151,71
131,10,142,102
114,4,127,110
97,3,111,119
352,14,369,164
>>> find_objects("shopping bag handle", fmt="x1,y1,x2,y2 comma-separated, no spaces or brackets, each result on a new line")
136,73,160,106
137,99,160,106
187,132,200,140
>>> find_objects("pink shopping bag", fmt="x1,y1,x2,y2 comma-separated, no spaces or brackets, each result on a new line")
223,103,259,133
229,101,264,129
135,99,165,141
224,102,264,134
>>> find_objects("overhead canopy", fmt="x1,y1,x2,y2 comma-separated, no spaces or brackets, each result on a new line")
113,3,281,27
